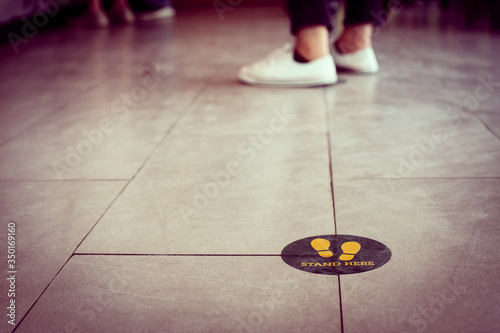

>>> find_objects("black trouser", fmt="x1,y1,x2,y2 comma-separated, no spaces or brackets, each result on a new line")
287,0,383,35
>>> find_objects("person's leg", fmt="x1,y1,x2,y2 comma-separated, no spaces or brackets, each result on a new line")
295,26,330,61
109,0,136,23
89,0,105,13
237,0,337,87
129,0,173,13
336,0,382,54
335,23,373,54
87,0,110,27
331,0,382,73
288,0,332,61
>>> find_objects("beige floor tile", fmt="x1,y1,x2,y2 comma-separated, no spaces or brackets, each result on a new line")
333,179,500,333
172,73,328,136
327,101,500,179
0,181,124,333
0,67,211,180
16,255,342,333
76,131,334,254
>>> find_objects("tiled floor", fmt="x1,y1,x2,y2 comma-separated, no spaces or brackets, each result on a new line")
1,3,500,333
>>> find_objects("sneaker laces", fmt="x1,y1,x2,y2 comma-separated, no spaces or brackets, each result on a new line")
253,43,293,68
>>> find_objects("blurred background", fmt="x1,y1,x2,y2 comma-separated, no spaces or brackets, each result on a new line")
1,0,499,34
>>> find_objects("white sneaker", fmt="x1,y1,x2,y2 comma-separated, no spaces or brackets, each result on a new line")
332,45,379,74
138,6,176,21
237,44,338,87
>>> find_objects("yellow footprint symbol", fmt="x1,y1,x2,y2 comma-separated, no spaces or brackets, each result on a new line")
339,241,361,261
311,238,333,258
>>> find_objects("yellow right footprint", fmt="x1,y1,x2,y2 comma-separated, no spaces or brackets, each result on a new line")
339,241,361,261
311,238,333,258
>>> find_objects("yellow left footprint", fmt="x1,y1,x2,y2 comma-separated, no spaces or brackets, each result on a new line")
311,238,334,258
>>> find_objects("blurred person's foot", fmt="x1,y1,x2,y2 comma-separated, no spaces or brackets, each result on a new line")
333,23,379,74
91,10,110,27
68,10,110,28
237,44,337,87
332,44,379,74
137,6,176,21
109,2,136,24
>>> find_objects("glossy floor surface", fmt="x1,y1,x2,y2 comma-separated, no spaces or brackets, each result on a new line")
1,3,500,333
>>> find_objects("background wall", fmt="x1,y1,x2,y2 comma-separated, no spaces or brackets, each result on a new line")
174,0,285,7
0,0,284,23
175,0,283,5
0,0,87,23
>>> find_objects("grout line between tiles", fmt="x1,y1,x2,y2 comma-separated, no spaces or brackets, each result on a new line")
73,73,211,256
337,275,345,333
322,88,337,235
323,87,344,333
12,255,74,332
323,88,344,333
475,114,500,142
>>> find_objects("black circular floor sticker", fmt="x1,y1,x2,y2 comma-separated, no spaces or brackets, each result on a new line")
281,235,391,275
